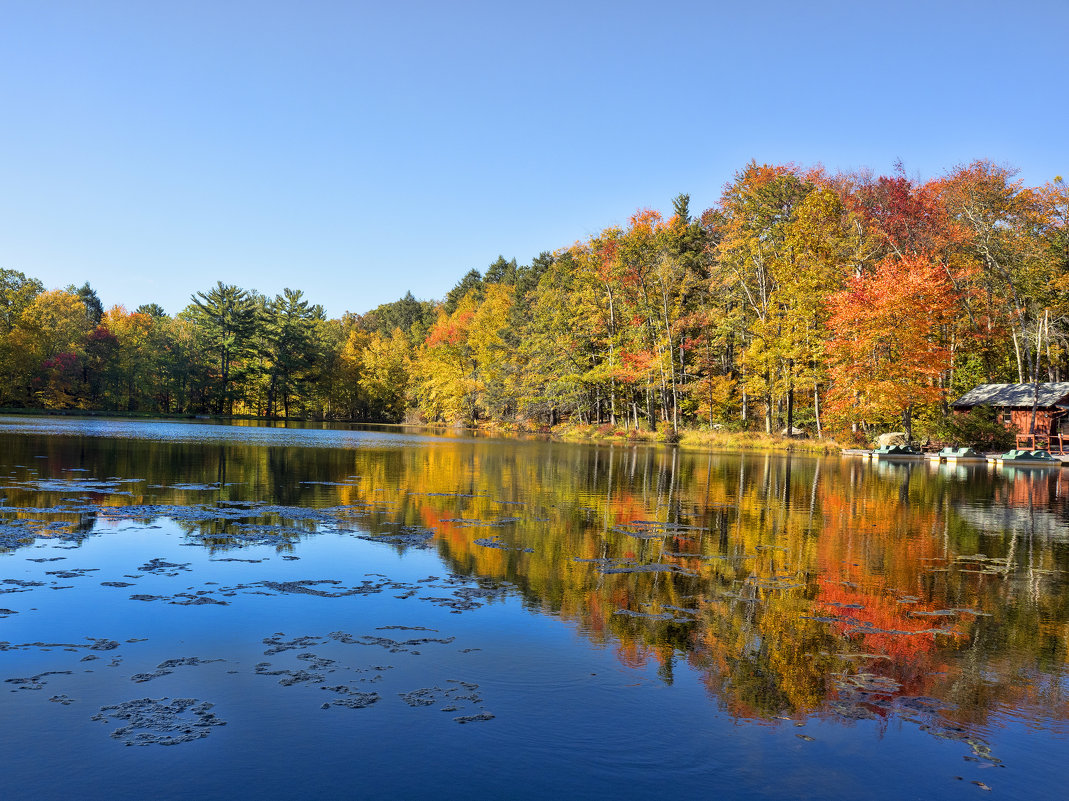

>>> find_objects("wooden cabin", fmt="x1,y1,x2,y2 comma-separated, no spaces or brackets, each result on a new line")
950,382,1069,452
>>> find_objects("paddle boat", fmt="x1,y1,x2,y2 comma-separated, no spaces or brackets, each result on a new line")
925,447,987,463
987,449,1062,467
871,444,924,460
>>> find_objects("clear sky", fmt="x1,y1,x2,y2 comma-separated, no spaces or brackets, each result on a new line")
0,0,1065,318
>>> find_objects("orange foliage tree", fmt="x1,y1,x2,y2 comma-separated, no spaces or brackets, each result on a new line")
825,254,961,441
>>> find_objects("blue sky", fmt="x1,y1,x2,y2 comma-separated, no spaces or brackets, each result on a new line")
0,0,1065,317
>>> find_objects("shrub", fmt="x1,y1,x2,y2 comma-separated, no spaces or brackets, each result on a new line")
935,408,1014,451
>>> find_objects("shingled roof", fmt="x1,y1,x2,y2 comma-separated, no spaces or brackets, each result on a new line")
950,382,1069,409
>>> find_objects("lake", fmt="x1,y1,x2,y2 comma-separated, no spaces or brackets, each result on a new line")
0,415,1064,799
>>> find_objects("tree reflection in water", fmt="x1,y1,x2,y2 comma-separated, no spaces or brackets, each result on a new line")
0,430,1065,745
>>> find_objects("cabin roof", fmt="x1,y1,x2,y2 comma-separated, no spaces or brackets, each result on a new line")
950,382,1069,409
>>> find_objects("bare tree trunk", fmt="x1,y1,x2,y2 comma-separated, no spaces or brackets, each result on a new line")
1029,310,1049,435
785,360,794,437
1012,330,1024,383
813,383,823,439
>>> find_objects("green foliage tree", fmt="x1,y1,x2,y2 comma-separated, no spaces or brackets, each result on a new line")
0,269,45,405
443,269,484,314
361,291,435,345
263,288,325,418
0,269,44,332
483,255,518,285
66,282,104,325
135,303,168,318
189,282,260,415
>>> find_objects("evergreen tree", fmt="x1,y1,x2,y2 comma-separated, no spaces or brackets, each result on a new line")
66,282,104,325
484,255,518,285
135,303,168,318
189,282,259,414
443,269,484,314
264,288,324,418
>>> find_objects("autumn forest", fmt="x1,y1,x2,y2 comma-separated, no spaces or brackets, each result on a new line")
3,160,1067,443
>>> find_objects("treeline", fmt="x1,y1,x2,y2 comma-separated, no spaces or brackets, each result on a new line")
0,278,426,420
2,159,1067,438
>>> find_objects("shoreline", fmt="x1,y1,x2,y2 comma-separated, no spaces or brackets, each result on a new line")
0,407,842,454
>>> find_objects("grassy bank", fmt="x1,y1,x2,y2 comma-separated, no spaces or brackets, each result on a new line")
548,422,841,454
0,407,844,454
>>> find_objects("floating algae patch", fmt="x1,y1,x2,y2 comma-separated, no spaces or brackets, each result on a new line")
321,690,381,709
128,584,234,605
834,671,902,694
419,576,509,613
614,608,696,623
376,625,439,632
745,574,806,590
329,631,456,654
254,661,329,687
13,477,142,494
93,697,226,746
168,593,229,606
439,518,490,528
1,578,46,591
573,557,696,576
46,568,100,579
354,526,434,549
663,551,728,560
0,519,81,550
96,504,249,524
254,637,397,699
609,527,665,541
610,521,707,541
201,524,309,548
907,609,959,618
262,634,328,655
473,536,534,553
130,657,225,683
5,670,73,690
0,637,120,653
399,680,485,714
262,577,416,598
601,563,697,576
137,558,192,576
827,669,1002,766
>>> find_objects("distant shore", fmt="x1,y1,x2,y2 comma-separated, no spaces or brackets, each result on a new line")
0,408,842,454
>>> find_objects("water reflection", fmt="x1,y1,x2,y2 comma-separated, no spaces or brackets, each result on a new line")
0,426,1066,750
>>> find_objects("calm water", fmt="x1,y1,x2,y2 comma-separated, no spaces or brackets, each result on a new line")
0,416,1065,799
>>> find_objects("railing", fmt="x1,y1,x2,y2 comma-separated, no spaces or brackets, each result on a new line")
1016,433,1048,450
1016,433,1069,454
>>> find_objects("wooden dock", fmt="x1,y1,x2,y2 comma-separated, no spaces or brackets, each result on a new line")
842,448,1069,467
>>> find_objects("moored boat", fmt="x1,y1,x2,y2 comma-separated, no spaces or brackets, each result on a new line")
987,449,1062,467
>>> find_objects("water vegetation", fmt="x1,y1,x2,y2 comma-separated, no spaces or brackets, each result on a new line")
1,428,1064,733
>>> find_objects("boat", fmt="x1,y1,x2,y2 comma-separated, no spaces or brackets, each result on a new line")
925,447,987,463
841,448,874,458
872,444,924,460
987,449,1062,467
